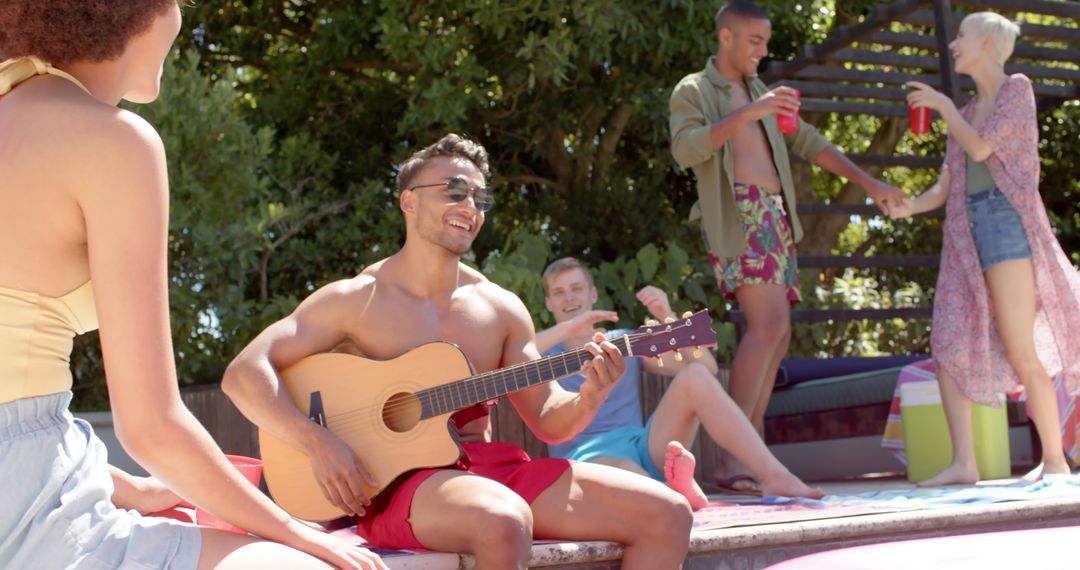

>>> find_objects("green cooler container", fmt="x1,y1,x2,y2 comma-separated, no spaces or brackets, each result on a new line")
900,380,1010,483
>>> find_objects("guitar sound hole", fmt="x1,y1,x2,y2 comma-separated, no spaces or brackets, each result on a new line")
382,392,422,433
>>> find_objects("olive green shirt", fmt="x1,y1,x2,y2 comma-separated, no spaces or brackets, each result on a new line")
966,155,996,195
669,57,832,259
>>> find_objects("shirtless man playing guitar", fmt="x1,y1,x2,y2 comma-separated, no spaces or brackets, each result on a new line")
221,134,692,569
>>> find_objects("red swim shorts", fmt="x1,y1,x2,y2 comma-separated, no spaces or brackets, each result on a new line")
354,442,571,550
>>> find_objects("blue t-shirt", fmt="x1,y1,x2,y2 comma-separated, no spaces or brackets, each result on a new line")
544,329,644,459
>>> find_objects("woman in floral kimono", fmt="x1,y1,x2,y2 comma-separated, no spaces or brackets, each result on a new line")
892,11,1080,485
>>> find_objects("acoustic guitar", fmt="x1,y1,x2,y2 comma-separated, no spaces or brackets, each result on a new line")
260,310,716,520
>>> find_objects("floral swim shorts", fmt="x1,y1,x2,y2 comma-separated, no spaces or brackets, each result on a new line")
706,182,801,303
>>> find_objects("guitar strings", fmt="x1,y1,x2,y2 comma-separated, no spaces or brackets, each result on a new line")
316,322,710,429
322,344,600,431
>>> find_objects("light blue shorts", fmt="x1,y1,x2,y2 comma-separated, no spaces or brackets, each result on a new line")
966,186,1032,271
0,392,202,569
561,416,664,481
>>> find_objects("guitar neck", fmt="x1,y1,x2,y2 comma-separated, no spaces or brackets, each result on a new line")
417,339,633,419
415,311,715,420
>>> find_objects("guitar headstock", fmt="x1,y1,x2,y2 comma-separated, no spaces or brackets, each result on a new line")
624,309,716,358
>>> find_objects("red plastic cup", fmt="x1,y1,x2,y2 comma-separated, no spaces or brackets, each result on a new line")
777,87,800,134
195,454,263,535
909,105,931,135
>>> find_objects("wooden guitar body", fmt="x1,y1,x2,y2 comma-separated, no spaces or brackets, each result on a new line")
259,342,472,521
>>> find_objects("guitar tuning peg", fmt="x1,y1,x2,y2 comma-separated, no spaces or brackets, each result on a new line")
645,319,659,327
655,358,664,368
693,348,703,359
673,352,684,362
682,311,693,319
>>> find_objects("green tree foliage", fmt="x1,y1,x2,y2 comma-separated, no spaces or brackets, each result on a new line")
71,1,1079,409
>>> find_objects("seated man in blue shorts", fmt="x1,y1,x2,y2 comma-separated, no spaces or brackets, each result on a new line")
537,257,823,508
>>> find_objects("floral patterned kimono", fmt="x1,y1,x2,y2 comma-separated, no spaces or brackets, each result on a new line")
930,74,1080,406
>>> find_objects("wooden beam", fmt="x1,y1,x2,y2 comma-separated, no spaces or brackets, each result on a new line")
799,255,941,268
863,30,938,49
845,155,943,168
1014,22,1080,44
932,0,961,101
831,48,940,70
795,203,884,216
862,31,1080,64
828,48,1080,82
795,203,945,216
1005,62,1080,82
780,80,911,101
793,66,1079,100
729,307,933,324
792,153,944,168
794,65,943,85
1009,44,1080,65
799,98,909,117
903,9,1080,43
790,151,941,167
763,0,929,82
952,0,1080,18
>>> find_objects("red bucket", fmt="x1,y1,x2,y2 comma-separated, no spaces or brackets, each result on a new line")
195,454,264,535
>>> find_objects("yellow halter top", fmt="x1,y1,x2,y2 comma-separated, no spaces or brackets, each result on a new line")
0,56,98,405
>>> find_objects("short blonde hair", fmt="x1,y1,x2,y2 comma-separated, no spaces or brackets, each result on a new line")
542,257,593,296
961,11,1022,65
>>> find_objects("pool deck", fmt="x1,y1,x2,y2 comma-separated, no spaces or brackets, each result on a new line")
378,477,1080,569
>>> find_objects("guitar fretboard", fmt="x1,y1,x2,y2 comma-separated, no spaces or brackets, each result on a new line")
417,343,624,419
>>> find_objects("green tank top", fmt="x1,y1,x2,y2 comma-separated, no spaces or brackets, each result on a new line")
966,154,996,195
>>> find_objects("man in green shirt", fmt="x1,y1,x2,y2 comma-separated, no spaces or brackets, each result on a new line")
669,0,906,493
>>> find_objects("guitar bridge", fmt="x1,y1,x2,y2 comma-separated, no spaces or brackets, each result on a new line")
308,391,327,428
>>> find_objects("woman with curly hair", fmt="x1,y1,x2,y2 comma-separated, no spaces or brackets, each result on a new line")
0,2,385,568
892,11,1080,485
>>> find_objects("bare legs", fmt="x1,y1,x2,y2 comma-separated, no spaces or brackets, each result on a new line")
409,465,692,570
715,284,791,489
916,365,979,486
647,364,822,499
986,260,1068,479
920,259,1067,486
196,530,332,570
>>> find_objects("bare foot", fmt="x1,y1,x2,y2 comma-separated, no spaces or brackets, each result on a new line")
713,454,760,495
664,441,709,511
758,469,825,499
1022,460,1072,482
917,461,979,487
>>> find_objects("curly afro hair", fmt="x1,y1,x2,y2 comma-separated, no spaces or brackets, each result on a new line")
0,1,180,66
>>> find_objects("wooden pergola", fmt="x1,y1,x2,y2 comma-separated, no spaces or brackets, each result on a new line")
765,0,1080,127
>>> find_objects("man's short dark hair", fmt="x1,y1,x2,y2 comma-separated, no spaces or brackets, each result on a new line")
396,133,490,192
714,1,770,34
542,257,593,295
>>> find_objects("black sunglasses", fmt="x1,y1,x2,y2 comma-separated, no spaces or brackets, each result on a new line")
408,177,494,212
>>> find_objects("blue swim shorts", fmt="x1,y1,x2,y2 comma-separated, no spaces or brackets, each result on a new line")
560,415,663,481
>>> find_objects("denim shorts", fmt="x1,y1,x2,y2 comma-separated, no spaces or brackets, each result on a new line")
0,392,201,569
965,186,1032,271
